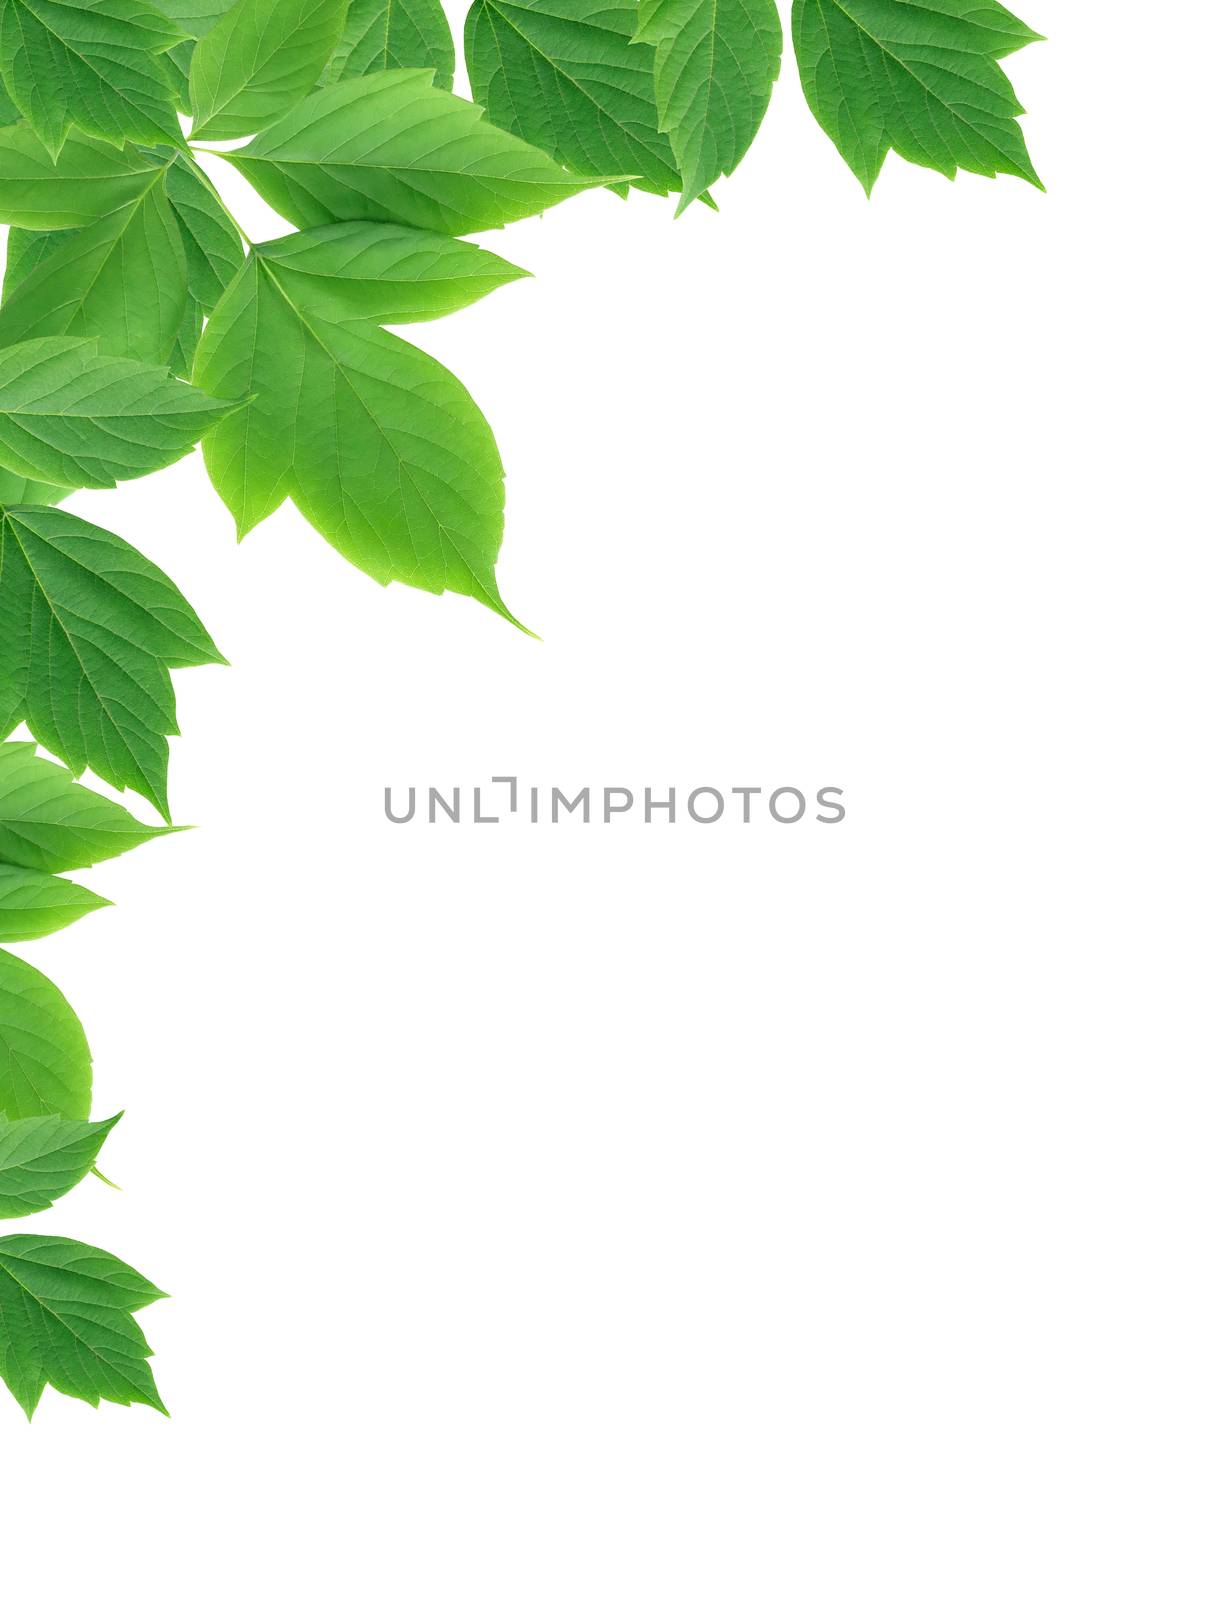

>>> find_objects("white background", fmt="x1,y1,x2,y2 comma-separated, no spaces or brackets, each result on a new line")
3,6,1219,1595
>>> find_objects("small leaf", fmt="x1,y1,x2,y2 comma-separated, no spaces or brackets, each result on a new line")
0,947,91,1119
0,505,224,817
0,863,109,940
255,220,527,321
226,68,610,235
634,0,781,213
321,0,454,90
0,1233,166,1416
465,0,680,197
0,336,235,490
195,238,520,621
0,167,189,364
791,0,1043,194
0,740,172,874
0,124,171,230
0,0,185,157
0,1111,119,1218
189,0,349,139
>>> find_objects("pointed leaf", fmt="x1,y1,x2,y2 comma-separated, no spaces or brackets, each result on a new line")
189,0,349,139
225,69,609,235
321,0,454,90
0,1233,166,1416
465,0,681,197
791,0,1043,193
635,0,781,212
195,244,517,620
0,0,184,157
0,336,235,490
0,1111,118,1218
0,947,91,1119
0,864,109,940
0,124,170,230
163,152,245,374
0,168,189,364
0,740,171,874
0,506,223,816
255,220,526,321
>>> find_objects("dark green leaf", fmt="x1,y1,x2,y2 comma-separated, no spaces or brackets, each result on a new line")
0,1233,166,1416
0,505,224,816
321,0,454,90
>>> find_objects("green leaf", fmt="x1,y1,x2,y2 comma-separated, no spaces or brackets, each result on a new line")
465,0,681,197
0,740,171,874
0,336,235,490
189,0,349,139
321,0,454,91
634,0,781,212
0,124,171,230
156,0,234,37
255,219,527,320
0,1111,118,1218
0,167,188,365
791,0,1043,194
0,464,63,505
0,505,224,817
0,863,109,940
0,0,185,157
0,947,91,1118
0,1233,166,1416
225,68,609,235
195,230,522,620
163,153,245,376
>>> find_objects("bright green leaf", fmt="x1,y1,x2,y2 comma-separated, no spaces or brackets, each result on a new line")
0,124,170,230
0,1233,166,1416
0,505,224,817
189,0,349,139
0,0,184,157
0,464,63,504
195,237,521,621
635,0,780,212
0,740,171,874
163,153,245,376
0,947,91,1118
791,0,1043,194
0,169,188,364
225,69,609,235
0,336,235,490
465,0,681,197
255,220,527,321
0,864,109,940
321,0,454,91
0,1111,119,1218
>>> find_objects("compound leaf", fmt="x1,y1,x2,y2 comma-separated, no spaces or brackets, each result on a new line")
791,0,1043,194
0,1111,118,1218
635,0,780,212
0,124,170,230
189,0,349,140
0,740,171,874
0,165,188,365
0,0,185,157
321,0,453,90
225,68,609,235
0,505,224,817
0,336,235,490
0,1233,166,1416
465,0,680,197
195,227,521,619
0,863,109,940
0,946,90,1118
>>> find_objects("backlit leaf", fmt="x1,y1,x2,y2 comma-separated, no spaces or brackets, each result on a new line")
0,739,171,874
0,1111,118,1218
0,864,109,940
321,0,453,90
0,946,90,1118
189,0,349,140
